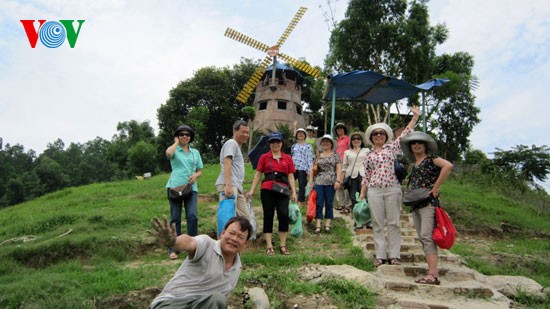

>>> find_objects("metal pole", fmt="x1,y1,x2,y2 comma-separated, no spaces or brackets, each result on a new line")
331,87,336,138
422,92,426,133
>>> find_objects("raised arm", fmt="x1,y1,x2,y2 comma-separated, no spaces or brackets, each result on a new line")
151,215,197,254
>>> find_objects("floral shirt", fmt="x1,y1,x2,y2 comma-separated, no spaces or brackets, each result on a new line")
314,152,341,186
363,126,412,188
291,142,313,172
410,155,441,190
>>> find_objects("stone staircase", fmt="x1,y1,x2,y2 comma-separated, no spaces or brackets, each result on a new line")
337,210,514,309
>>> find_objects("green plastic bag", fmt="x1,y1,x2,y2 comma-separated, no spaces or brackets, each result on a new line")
353,192,371,227
291,211,303,237
288,201,301,225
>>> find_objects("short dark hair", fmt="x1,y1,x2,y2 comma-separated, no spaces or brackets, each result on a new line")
232,120,248,131
224,216,253,240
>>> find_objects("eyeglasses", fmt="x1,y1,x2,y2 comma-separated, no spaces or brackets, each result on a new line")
178,133,191,137
351,137,362,141
410,141,425,145
371,131,386,136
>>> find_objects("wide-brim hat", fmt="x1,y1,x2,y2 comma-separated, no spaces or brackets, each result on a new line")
316,134,337,152
365,123,393,146
174,125,195,143
334,122,348,135
295,128,307,139
349,131,366,147
400,131,438,162
306,125,316,131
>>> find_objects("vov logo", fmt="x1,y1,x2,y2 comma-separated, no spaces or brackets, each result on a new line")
20,20,85,48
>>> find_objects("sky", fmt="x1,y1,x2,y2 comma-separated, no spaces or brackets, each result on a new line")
1,1,549,162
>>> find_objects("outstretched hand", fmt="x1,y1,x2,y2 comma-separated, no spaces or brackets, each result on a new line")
410,105,420,116
150,215,177,248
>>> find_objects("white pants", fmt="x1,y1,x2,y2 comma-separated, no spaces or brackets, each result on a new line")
412,205,438,255
367,186,402,259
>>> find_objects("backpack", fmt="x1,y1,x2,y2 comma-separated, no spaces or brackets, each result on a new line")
432,201,456,249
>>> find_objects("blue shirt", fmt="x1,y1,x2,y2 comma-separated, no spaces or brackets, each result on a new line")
291,142,313,171
166,146,203,192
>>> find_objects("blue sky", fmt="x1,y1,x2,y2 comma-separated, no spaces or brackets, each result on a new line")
1,0,549,185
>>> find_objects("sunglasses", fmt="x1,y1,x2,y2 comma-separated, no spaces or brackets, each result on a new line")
410,140,425,145
178,133,191,137
371,131,386,136
351,137,362,141
268,140,282,144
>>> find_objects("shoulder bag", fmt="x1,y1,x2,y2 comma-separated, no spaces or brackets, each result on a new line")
168,149,196,201
343,152,359,190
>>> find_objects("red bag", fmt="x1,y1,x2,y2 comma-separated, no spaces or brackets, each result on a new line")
432,205,456,249
306,189,317,223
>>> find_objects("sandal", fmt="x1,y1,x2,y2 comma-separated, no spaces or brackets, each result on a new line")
314,227,321,234
169,252,178,260
266,247,275,256
279,246,290,255
335,206,344,211
324,226,331,233
339,208,351,214
390,258,401,265
415,274,440,285
373,259,385,267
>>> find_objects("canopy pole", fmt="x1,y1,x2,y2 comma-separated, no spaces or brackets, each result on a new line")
330,87,336,137
421,92,426,133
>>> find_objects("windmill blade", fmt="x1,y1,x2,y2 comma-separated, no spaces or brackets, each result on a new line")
236,56,272,103
278,52,321,78
224,27,270,53
276,7,307,48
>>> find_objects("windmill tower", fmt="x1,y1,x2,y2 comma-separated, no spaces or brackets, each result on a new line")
224,6,320,133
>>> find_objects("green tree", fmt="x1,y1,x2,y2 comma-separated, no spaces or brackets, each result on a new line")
325,0,479,160
127,141,157,176
33,156,69,194
492,145,550,185
157,59,257,159
108,120,156,175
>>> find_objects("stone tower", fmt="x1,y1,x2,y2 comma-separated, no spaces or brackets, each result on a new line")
252,63,309,133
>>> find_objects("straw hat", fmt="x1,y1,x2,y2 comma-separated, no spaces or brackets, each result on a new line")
333,122,348,135
365,123,393,146
315,134,337,152
349,131,366,148
295,128,307,139
400,131,438,162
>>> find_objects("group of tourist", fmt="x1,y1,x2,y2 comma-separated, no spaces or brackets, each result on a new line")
149,109,453,307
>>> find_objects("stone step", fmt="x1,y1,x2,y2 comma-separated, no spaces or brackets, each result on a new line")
357,233,419,243
382,278,495,299
376,265,477,282
355,228,417,237
365,242,422,252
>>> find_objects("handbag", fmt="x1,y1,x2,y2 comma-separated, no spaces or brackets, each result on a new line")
169,184,193,201
394,158,407,183
402,187,431,208
343,151,359,190
433,200,456,249
271,182,291,196
311,156,319,177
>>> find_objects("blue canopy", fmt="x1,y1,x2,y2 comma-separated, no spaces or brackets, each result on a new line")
322,70,449,134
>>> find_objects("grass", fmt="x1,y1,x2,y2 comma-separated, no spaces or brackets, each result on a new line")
0,164,549,308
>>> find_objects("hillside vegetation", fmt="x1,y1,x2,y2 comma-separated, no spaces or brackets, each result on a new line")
0,164,548,308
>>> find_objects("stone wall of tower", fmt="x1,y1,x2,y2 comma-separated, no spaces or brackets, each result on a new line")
251,75,308,134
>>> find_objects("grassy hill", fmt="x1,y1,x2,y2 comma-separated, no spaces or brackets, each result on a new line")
0,164,548,308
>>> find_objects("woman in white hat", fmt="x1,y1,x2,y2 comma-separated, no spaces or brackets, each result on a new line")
359,106,419,266
400,131,453,285
309,134,342,234
291,128,314,206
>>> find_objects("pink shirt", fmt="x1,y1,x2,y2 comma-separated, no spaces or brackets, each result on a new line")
362,127,412,188
336,135,350,161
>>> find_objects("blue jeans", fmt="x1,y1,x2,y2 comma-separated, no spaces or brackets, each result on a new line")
314,184,335,219
167,189,198,253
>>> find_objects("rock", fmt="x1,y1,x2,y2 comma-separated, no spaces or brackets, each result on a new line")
483,275,545,300
247,287,270,309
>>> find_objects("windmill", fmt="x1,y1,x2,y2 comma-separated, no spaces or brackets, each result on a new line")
224,6,321,104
